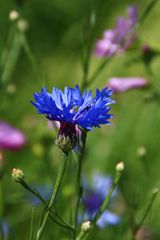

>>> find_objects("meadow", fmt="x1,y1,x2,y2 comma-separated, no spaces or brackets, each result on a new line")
0,0,160,239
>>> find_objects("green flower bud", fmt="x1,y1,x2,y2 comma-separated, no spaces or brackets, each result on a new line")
55,123,77,152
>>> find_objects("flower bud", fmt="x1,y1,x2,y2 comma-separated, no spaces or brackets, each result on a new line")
17,19,28,32
81,221,92,232
12,168,24,183
137,146,147,158
116,162,125,172
9,10,19,21
55,123,77,152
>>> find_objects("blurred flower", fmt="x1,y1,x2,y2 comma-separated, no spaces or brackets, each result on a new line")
31,85,115,130
0,121,26,151
108,77,148,93
82,173,120,228
95,5,138,57
0,220,11,239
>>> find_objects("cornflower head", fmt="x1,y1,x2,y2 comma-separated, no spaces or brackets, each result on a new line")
82,173,120,228
0,121,26,151
31,85,115,151
95,5,138,57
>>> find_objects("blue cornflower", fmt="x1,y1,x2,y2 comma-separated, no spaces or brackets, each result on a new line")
82,173,120,228
31,85,115,131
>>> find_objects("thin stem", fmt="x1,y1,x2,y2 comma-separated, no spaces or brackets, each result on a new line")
0,179,4,238
36,151,68,240
136,189,159,231
73,131,87,239
0,180,3,219
86,57,112,87
1,32,21,84
76,168,123,240
93,175,120,224
29,208,35,240
20,179,73,230
20,180,45,204
139,0,158,24
80,7,96,90
19,32,42,83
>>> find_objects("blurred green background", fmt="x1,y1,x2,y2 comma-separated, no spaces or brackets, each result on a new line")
1,0,160,239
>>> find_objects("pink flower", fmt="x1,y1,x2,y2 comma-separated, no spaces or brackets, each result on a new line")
95,6,138,57
108,77,148,93
0,121,26,151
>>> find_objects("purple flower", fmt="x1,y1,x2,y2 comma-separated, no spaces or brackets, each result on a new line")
82,173,120,228
108,77,148,93
0,121,26,151
95,5,138,57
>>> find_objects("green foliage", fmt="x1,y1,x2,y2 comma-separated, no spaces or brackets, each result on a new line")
1,0,160,239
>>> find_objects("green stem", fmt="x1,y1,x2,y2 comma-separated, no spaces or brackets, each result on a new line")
73,131,87,239
76,168,123,240
19,32,42,82
29,208,35,240
0,179,3,238
80,7,96,90
136,188,159,231
20,178,73,230
130,189,159,240
36,151,68,240
87,57,112,87
0,180,3,219
139,0,158,24
1,32,21,84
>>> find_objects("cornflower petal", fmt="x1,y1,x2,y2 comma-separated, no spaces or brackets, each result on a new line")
97,210,120,228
